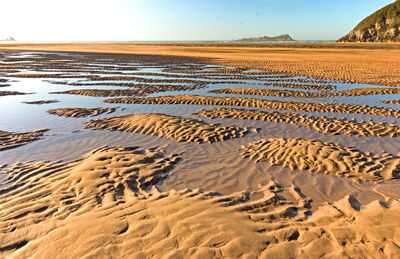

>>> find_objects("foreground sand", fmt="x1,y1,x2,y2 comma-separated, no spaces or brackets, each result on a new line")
2,42,400,86
1,48,400,258
1,146,399,258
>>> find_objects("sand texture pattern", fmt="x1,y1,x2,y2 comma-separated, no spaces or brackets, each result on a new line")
23,100,59,105
3,43,400,87
0,91,30,97
47,107,116,118
211,87,400,98
383,100,400,106
0,129,48,151
196,108,400,137
0,147,399,258
52,89,154,97
263,83,336,91
242,138,400,181
105,95,400,118
86,113,247,143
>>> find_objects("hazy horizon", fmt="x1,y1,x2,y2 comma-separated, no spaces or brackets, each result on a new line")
0,0,395,42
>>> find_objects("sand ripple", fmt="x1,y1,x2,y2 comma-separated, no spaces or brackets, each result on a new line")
211,87,400,98
0,91,30,97
0,147,399,258
242,138,400,181
86,113,247,143
0,129,48,151
383,100,400,106
196,108,400,137
105,95,400,118
47,107,116,118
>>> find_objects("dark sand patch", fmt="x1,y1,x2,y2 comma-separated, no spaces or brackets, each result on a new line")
0,129,48,151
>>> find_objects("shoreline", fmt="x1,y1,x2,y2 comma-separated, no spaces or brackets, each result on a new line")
1,42,400,86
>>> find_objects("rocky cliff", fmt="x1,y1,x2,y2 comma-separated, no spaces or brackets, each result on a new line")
338,1,400,42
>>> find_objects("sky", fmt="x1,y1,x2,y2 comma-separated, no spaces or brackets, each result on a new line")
0,0,395,42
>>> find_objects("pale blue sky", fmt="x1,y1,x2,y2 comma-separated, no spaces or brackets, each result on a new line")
0,0,395,41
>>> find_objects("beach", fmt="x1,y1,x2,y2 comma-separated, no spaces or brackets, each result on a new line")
0,43,400,258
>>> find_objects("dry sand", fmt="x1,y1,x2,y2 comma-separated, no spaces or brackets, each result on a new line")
2,42,400,86
196,108,400,137
211,87,400,98
47,107,116,118
242,138,400,181
105,95,400,118
0,146,399,258
86,113,248,144
0,129,48,151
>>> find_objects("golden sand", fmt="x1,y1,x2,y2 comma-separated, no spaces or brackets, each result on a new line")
196,108,400,137
242,138,400,181
211,87,400,98
2,42,400,86
86,113,247,143
0,146,399,258
47,108,116,118
105,95,400,118
383,100,400,106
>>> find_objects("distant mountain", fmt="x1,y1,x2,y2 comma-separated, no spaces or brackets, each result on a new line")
338,0,400,42
0,37,16,41
237,34,294,42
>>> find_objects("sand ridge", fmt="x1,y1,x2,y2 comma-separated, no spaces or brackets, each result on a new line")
0,146,399,258
47,107,117,118
51,89,153,97
211,87,400,98
242,138,400,181
383,100,400,106
0,129,48,151
0,91,31,97
86,113,248,143
196,108,400,137
22,100,59,105
105,94,400,118
263,82,335,90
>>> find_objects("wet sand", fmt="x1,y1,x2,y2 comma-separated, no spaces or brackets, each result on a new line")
48,107,117,118
0,129,48,151
86,113,248,143
2,42,400,86
0,48,400,257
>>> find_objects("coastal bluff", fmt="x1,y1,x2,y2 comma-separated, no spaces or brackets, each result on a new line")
338,0,400,42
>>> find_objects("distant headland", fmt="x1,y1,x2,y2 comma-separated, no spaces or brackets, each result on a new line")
0,37,16,42
236,34,294,42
